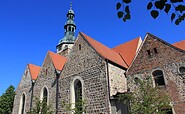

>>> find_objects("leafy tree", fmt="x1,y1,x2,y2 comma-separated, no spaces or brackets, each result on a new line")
27,98,53,114
0,85,15,114
116,0,185,25
118,80,172,114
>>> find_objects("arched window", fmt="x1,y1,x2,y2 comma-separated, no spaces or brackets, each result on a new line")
70,77,84,112
74,79,82,111
19,93,26,114
43,87,48,104
152,70,165,86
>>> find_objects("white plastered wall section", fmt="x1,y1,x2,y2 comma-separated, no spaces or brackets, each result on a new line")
108,63,127,96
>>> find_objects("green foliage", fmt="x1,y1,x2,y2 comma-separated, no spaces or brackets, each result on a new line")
0,85,15,114
118,80,171,114
62,99,86,114
151,10,159,19
27,98,53,114
116,0,132,22
116,0,185,25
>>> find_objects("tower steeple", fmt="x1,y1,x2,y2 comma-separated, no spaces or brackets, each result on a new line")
56,2,76,56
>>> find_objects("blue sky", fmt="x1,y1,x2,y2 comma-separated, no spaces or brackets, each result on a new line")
0,0,184,95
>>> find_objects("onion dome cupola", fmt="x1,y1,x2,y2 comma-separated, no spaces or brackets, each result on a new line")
56,2,76,56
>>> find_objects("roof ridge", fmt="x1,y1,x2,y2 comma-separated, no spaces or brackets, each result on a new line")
112,37,141,49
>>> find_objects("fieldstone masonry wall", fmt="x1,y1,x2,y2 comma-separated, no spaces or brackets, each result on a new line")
12,66,33,114
127,34,185,114
59,34,111,113
32,54,57,113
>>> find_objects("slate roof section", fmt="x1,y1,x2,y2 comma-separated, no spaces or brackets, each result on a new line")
80,32,128,69
48,51,67,71
112,37,142,66
28,64,41,80
173,40,185,51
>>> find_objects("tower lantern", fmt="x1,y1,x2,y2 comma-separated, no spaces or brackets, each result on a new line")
56,2,76,56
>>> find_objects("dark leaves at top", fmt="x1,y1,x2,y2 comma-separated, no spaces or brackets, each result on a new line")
151,10,159,19
125,6,130,13
170,0,183,3
147,2,153,10
122,0,131,4
164,4,171,14
117,11,124,18
116,2,122,10
175,5,185,13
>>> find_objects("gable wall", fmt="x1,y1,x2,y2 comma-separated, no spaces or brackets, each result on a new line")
12,66,32,114
32,54,57,113
59,34,111,113
127,34,185,114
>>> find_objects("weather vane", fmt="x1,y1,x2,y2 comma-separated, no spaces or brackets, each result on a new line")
70,2,72,10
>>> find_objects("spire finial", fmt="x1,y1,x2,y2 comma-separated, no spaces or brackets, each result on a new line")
70,2,72,10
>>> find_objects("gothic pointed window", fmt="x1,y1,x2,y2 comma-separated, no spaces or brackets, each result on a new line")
152,70,165,86
19,93,26,114
43,87,48,104
74,79,82,111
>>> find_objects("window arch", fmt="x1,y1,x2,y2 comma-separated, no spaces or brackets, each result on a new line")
43,87,48,104
152,70,165,86
74,79,82,110
19,93,26,114
70,76,84,111
40,87,49,105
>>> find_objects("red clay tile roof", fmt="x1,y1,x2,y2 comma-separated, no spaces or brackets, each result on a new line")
28,64,40,80
112,37,142,66
48,51,67,71
80,32,128,68
172,40,185,51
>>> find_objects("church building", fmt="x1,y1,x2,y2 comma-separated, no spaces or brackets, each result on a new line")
12,3,185,114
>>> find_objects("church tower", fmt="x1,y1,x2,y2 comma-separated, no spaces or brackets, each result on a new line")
56,2,76,56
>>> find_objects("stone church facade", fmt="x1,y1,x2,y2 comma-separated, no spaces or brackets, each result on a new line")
12,4,185,114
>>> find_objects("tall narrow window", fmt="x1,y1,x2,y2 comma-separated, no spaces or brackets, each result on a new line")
154,48,158,54
74,79,82,111
69,27,71,31
43,87,48,104
152,70,165,86
20,94,26,114
45,69,48,75
147,50,151,57
79,44,81,50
